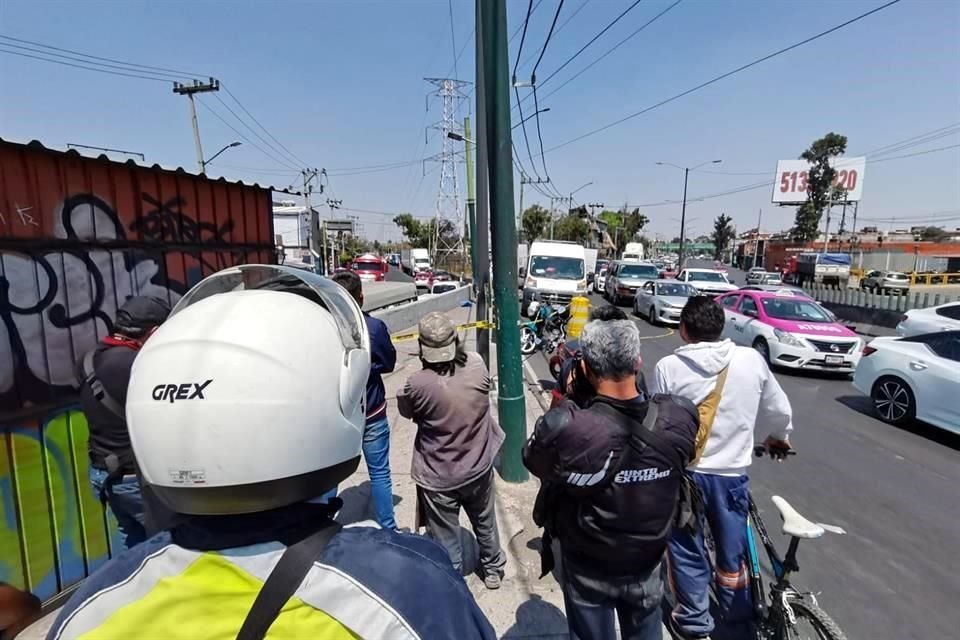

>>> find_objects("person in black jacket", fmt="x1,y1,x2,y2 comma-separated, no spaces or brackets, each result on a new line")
78,295,171,549
523,319,699,640
331,271,399,530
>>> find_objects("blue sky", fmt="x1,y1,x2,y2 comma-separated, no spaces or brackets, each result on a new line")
1,0,958,243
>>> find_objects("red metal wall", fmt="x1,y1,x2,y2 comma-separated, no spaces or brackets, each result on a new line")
0,140,274,599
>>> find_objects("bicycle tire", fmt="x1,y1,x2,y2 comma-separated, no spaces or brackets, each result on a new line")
776,595,848,640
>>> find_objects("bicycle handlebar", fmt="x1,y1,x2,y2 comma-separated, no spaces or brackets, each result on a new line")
754,443,797,460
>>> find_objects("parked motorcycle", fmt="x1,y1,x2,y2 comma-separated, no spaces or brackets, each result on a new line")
520,301,569,355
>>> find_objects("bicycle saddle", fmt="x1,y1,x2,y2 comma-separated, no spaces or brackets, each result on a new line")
771,495,846,539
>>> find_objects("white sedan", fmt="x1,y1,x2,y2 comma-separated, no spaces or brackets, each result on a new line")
896,301,960,337
853,331,960,434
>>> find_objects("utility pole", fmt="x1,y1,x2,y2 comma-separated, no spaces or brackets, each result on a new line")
678,167,690,269
173,78,220,173
518,174,551,233
301,168,323,273
476,1,492,370
463,116,490,367
822,201,833,253
752,208,763,269
480,0,526,482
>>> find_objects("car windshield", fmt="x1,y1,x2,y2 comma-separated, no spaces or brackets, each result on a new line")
656,283,696,297
618,264,660,279
688,271,728,283
530,256,584,279
761,298,833,323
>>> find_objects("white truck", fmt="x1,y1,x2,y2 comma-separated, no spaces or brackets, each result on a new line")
517,244,529,289
401,248,431,274
521,241,587,316
622,242,645,262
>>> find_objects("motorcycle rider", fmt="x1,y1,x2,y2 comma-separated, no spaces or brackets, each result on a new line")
77,295,171,549
551,305,649,408
48,266,495,640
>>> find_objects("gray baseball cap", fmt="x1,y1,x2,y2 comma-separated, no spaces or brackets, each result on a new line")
418,312,457,363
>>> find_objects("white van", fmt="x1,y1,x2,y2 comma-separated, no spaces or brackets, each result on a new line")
521,241,587,315
622,242,645,262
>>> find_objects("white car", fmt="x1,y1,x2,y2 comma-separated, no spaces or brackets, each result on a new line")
896,302,960,337
593,266,608,294
853,331,960,433
676,268,738,297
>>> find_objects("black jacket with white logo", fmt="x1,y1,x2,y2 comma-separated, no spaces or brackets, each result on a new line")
523,393,698,577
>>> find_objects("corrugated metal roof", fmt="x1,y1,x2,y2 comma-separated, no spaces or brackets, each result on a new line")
0,137,300,195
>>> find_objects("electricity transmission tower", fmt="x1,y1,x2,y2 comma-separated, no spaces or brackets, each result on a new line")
424,77,470,269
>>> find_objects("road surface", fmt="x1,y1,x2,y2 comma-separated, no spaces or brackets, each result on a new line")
524,277,959,639
385,266,413,283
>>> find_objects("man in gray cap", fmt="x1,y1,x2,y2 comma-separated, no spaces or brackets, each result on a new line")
77,295,172,548
397,312,506,589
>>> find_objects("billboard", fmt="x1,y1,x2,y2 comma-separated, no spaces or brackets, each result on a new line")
772,156,866,204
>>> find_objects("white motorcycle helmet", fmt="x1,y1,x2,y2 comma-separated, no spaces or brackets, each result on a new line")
527,300,541,319
126,265,370,516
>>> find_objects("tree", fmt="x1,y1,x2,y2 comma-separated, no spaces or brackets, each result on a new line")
393,213,431,247
671,236,682,244
711,214,736,260
919,226,946,242
552,214,592,244
600,206,649,253
792,132,848,242
521,204,551,243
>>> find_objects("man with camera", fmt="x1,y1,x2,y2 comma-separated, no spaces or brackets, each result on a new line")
523,319,699,640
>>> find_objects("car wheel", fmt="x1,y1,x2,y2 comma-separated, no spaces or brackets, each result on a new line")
871,376,916,426
648,306,658,326
753,337,771,366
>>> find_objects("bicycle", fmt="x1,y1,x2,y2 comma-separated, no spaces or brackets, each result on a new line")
745,444,848,640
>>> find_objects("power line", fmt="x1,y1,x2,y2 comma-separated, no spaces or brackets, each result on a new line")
860,122,960,157
196,99,300,171
536,0,684,105
531,0,566,79
0,46,172,82
448,0,460,80
210,93,301,170
0,33,208,77
0,41,192,80
544,0,904,154
870,143,960,163
515,0,644,112
513,0,536,79
533,86,551,179
220,83,310,168
517,0,591,70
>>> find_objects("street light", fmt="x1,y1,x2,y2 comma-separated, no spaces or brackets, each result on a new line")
656,159,721,268
447,131,475,144
202,141,242,171
511,107,550,131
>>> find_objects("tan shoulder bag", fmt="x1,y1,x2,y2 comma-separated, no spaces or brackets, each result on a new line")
693,367,729,463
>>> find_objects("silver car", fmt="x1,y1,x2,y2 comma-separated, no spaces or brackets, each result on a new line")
633,280,699,325
860,270,910,294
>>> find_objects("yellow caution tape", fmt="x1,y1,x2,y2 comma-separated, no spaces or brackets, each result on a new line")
391,320,497,343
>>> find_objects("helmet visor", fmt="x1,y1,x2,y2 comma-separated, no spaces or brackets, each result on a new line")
171,265,368,354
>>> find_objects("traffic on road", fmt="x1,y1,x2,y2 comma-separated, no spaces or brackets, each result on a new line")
522,263,960,640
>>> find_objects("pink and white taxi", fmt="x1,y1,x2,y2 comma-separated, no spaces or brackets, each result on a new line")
716,289,862,373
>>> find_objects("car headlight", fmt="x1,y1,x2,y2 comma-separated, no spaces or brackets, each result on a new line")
773,328,806,348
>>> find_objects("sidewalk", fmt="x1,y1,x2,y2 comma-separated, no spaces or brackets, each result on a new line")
336,303,571,638
340,304,670,639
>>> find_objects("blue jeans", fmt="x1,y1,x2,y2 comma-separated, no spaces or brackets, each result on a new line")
362,416,397,530
561,558,663,640
667,473,753,638
321,416,396,529
89,466,147,550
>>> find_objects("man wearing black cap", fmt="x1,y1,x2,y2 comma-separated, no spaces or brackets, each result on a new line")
78,295,171,549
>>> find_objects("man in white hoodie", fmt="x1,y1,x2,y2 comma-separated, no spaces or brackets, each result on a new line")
653,296,793,640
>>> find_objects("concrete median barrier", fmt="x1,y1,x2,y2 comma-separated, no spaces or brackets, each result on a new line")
371,285,472,333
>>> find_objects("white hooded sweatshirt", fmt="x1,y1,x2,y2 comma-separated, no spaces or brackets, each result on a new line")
653,339,793,476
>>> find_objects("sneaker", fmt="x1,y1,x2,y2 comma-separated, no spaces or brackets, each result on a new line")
667,615,710,640
482,573,502,590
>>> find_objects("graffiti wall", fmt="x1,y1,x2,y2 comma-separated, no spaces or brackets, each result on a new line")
0,139,274,600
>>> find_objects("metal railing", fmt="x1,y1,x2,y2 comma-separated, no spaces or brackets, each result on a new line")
804,283,956,311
